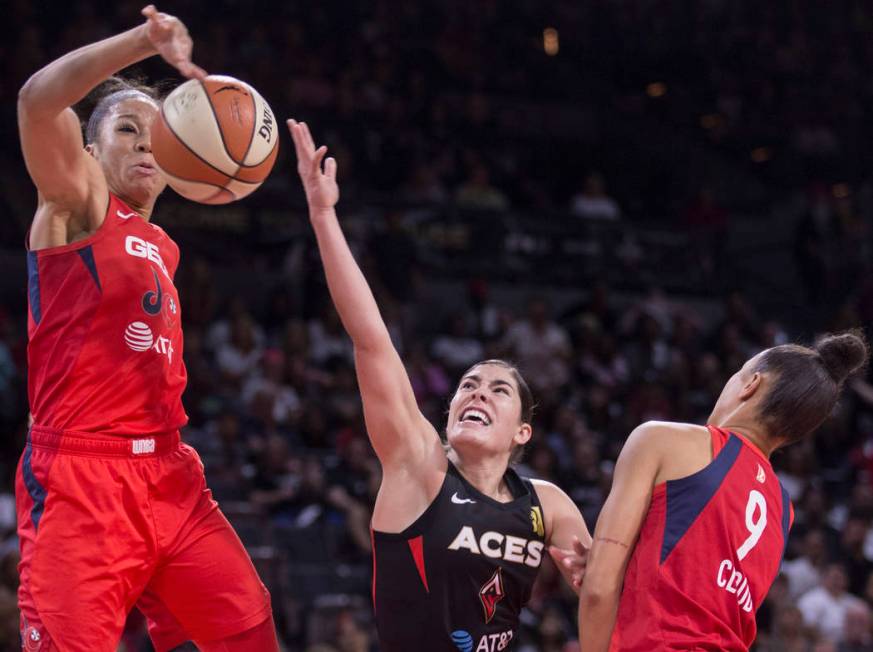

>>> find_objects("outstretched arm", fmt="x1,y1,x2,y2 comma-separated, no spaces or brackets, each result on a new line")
288,120,441,470
18,5,205,208
578,423,663,652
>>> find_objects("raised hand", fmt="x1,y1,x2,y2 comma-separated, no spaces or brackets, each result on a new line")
549,536,589,593
288,119,339,212
141,5,206,80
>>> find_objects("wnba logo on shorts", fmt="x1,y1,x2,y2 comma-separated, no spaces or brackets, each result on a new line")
132,439,156,455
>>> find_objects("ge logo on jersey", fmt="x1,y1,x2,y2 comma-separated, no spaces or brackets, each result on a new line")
125,235,170,279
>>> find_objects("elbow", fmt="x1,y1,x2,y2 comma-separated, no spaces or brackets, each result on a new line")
580,577,622,606
18,74,40,109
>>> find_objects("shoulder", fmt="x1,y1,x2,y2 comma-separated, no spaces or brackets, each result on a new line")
623,420,709,455
528,478,576,520
529,478,572,504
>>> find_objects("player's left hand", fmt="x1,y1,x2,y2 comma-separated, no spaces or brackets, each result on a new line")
549,536,589,594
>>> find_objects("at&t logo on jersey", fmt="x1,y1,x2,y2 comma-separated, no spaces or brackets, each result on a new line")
448,525,544,567
124,322,174,363
451,629,514,652
125,235,169,279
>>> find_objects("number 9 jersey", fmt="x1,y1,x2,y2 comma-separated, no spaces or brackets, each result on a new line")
610,425,793,651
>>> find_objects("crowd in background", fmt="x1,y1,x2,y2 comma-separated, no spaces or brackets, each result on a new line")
3,1,873,650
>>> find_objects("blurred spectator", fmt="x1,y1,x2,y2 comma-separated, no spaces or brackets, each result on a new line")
432,314,485,375
455,162,510,211
503,299,572,396
570,173,620,221
798,564,867,644
783,529,831,600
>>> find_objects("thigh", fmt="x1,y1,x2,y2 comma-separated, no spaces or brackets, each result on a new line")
136,591,192,652
145,505,273,643
17,447,154,651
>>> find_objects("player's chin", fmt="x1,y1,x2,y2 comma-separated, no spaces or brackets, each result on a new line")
128,177,166,204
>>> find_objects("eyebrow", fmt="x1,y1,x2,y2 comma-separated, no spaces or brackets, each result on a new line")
114,114,144,122
460,375,514,391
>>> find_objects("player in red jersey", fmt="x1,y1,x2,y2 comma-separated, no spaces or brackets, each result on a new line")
16,6,279,651
577,331,869,651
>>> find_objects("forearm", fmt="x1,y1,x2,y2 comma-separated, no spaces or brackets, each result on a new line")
309,207,392,351
19,24,155,115
579,588,621,652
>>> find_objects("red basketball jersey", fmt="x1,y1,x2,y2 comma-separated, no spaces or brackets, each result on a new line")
27,194,187,435
610,425,793,651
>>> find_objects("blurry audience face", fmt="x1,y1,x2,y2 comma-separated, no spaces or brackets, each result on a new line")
822,564,849,596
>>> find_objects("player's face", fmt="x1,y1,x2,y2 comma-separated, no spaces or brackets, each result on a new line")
446,364,532,460
91,97,166,208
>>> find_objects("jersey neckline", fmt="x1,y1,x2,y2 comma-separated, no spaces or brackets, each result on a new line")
447,460,530,511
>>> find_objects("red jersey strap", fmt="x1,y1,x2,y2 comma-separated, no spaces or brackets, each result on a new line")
707,424,729,457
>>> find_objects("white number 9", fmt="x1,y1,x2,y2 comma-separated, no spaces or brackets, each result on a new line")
737,490,767,561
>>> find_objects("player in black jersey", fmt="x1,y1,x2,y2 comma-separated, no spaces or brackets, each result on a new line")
288,120,591,651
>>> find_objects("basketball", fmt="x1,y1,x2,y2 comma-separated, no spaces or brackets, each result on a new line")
151,74,279,204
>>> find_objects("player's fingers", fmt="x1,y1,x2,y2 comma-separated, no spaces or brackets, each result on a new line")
142,5,158,18
311,146,328,176
547,545,568,561
573,537,588,555
287,121,308,161
300,121,316,152
325,157,337,180
177,60,207,80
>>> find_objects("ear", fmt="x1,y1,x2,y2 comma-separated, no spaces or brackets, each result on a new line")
514,422,533,447
85,143,97,159
739,372,763,401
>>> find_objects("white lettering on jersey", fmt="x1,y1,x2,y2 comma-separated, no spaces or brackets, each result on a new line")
475,630,513,652
716,559,754,612
152,335,174,364
447,525,544,567
125,235,170,279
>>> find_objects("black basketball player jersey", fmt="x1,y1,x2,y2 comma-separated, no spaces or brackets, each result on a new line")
372,461,546,652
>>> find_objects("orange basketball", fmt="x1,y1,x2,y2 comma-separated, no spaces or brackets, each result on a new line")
152,75,279,204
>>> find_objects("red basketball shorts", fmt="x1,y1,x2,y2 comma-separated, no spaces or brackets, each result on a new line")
16,426,272,651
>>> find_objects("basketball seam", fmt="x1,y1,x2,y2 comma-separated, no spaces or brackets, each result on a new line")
200,79,245,172
238,143,277,169
161,168,260,188
159,102,241,182
239,82,258,166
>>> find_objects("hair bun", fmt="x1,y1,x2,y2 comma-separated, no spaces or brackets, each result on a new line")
815,330,870,384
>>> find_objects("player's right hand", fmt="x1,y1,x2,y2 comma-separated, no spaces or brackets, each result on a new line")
549,536,589,594
288,119,340,213
141,5,207,80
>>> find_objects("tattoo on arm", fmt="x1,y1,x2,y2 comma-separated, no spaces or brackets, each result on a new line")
596,537,629,548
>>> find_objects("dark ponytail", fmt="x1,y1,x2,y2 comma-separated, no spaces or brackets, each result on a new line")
755,329,869,443
815,331,869,384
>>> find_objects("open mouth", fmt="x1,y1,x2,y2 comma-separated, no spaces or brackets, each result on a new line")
460,407,492,426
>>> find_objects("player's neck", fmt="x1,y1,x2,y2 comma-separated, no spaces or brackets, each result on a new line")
115,191,154,222
449,450,514,502
717,420,776,458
